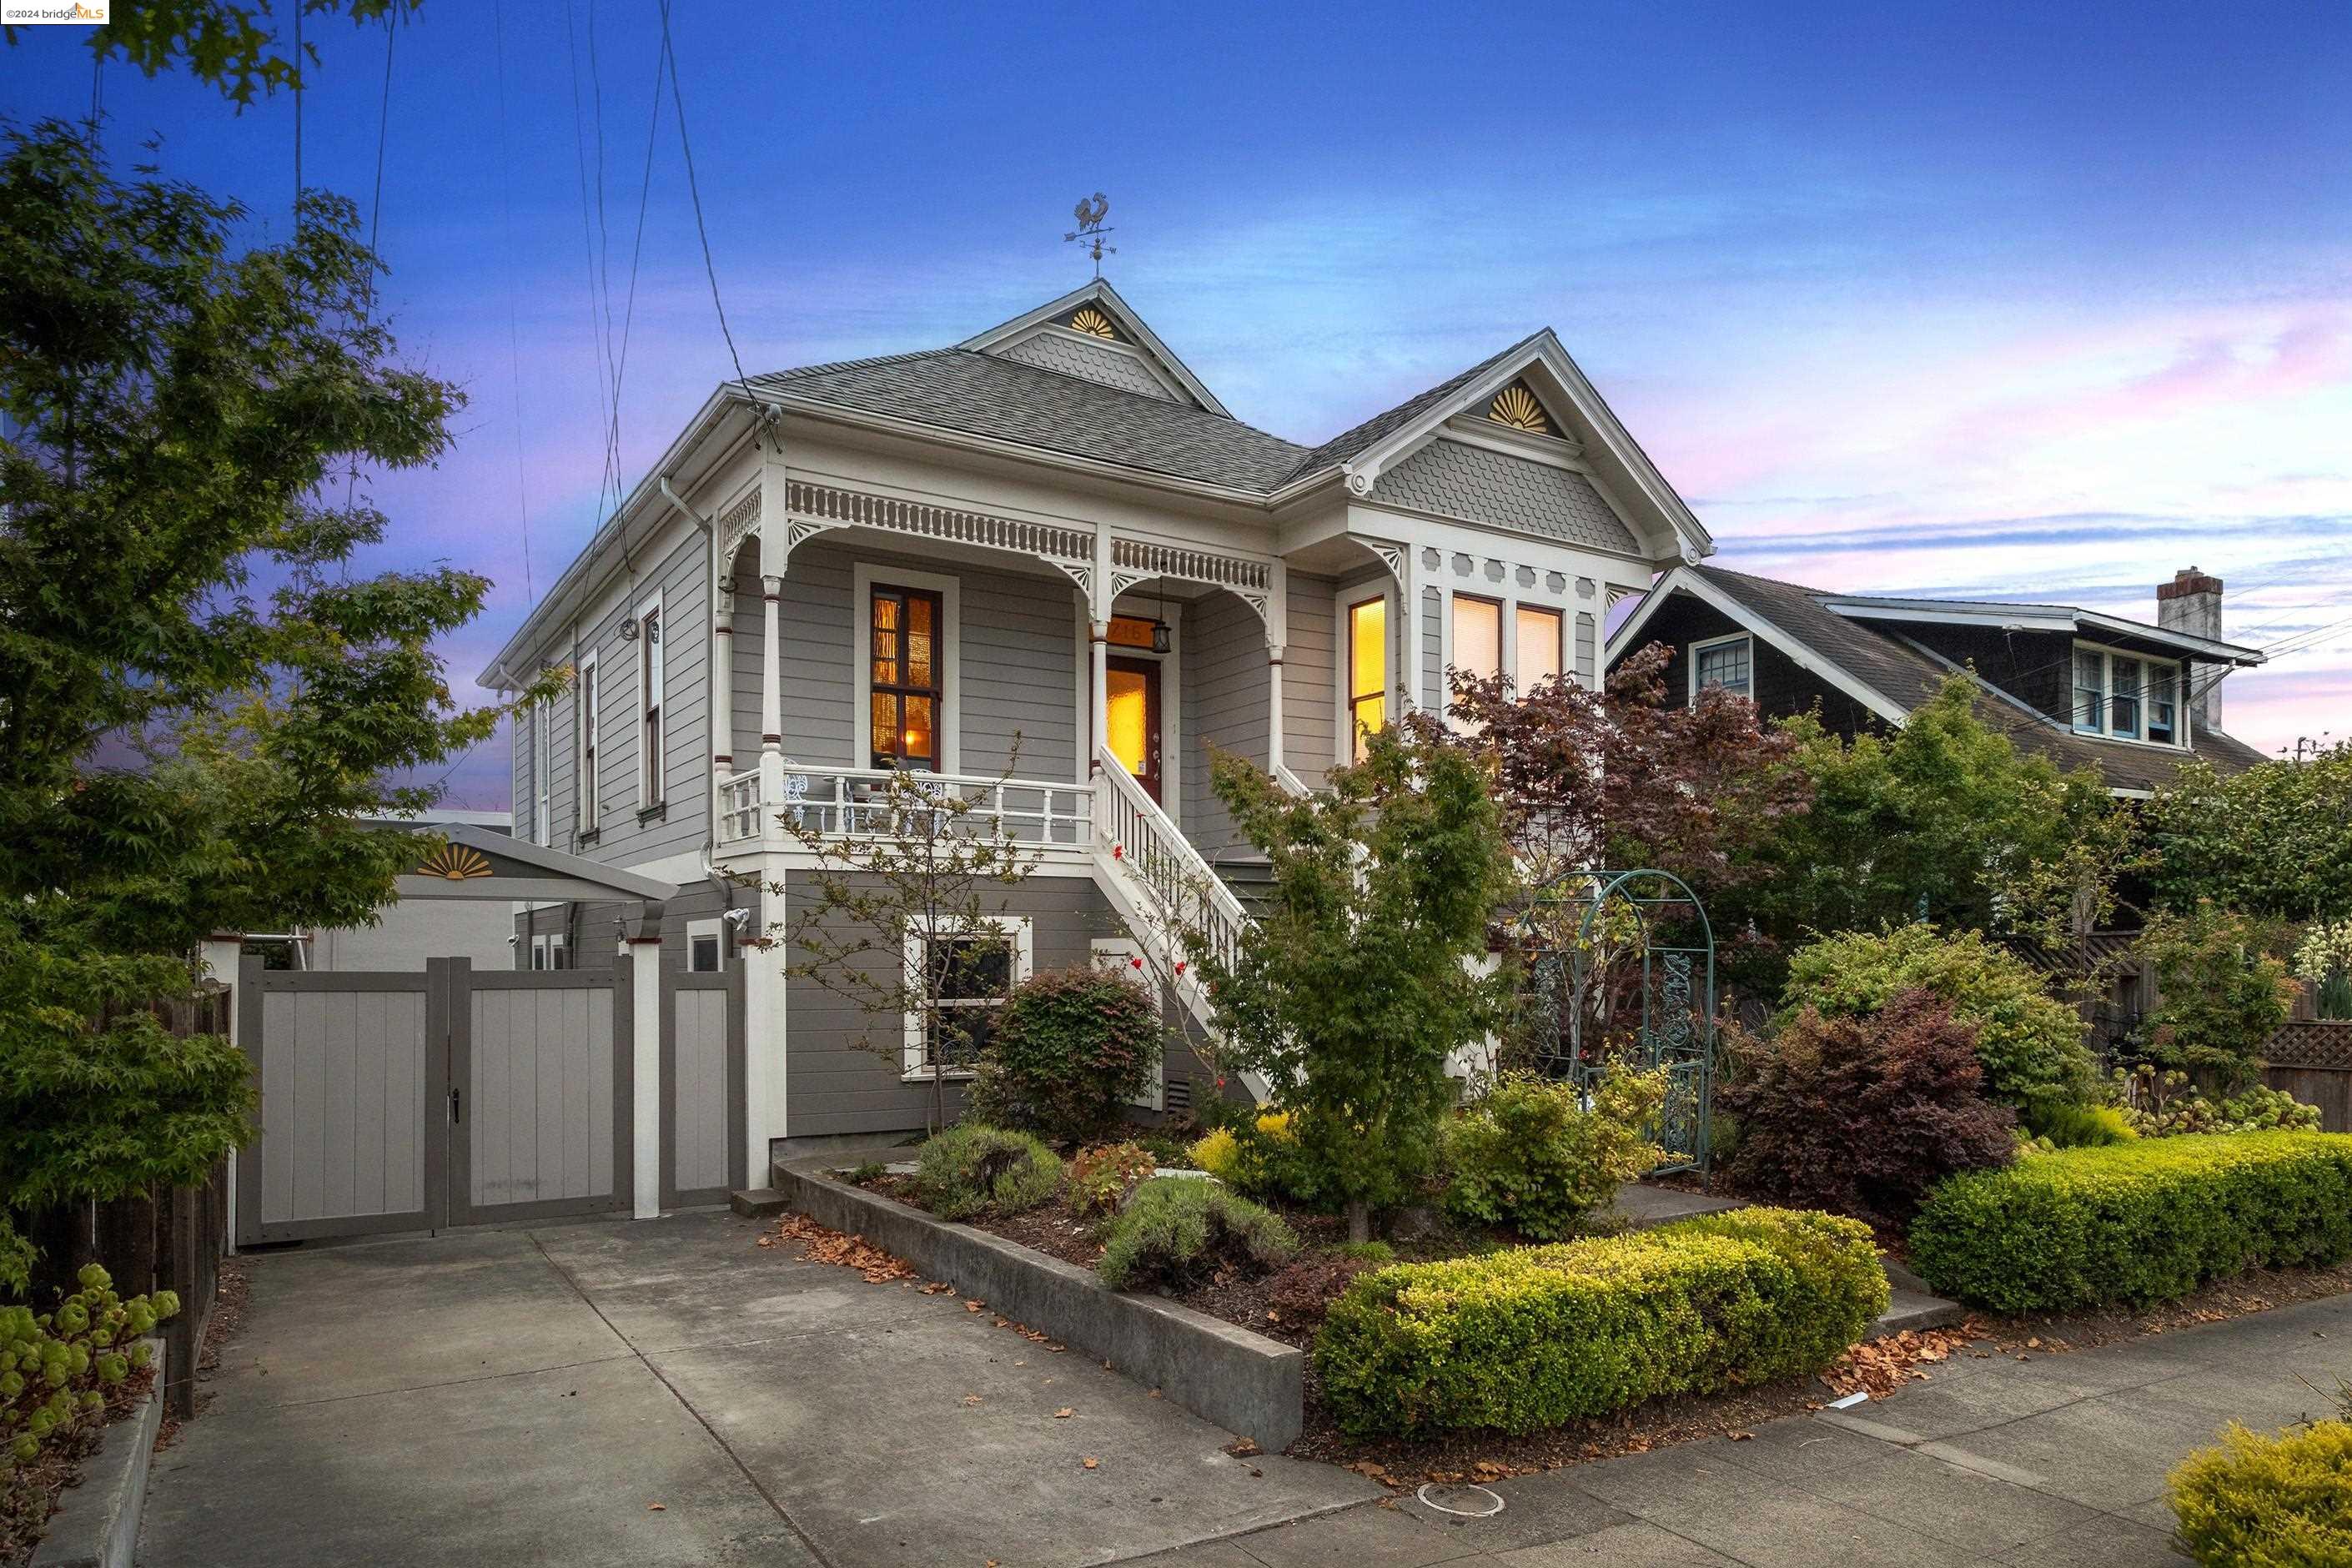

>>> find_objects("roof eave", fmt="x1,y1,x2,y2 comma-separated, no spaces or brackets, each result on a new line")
953,279,1234,419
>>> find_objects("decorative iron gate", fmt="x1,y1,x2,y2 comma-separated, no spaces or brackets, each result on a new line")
1510,868,1718,1171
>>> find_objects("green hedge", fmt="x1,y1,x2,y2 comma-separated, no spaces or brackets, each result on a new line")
1909,1133,2352,1313
1313,1207,1887,1437
2170,1419,2352,1566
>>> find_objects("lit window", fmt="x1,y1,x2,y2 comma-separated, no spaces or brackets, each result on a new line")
1452,596,1501,683
1516,605,1562,689
1105,614,1163,651
1347,596,1387,760
1691,636,1752,701
870,585,943,770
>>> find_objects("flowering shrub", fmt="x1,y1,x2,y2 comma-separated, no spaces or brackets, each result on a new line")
1441,1067,1666,1240
1721,990,2017,1226
2294,920,2352,1021
2,1265,174,1474
2112,1066,2320,1137
1065,1141,1159,1216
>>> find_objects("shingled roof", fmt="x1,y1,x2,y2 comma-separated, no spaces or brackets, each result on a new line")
1679,565,2269,791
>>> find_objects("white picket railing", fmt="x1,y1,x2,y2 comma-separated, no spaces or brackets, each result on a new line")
1094,746,1249,977
715,764,1092,849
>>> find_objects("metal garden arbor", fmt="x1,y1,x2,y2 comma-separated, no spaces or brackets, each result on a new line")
1511,868,1718,1171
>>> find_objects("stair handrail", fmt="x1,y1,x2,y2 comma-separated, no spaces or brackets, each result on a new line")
1093,746,1249,974
1271,762,1314,799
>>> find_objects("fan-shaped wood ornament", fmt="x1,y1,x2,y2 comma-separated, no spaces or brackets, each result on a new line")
1068,307,1118,339
416,844,494,881
1490,383,1551,434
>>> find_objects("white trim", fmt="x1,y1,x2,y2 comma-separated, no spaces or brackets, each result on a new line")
1606,568,1912,728
2068,639,2189,750
576,648,601,832
1334,578,1398,767
1083,596,1184,823
531,699,552,847
686,917,724,972
901,914,1032,1080
635,588,666,811
852,560,962,775
1089,937,1163,1112
1821,596,2264,666
1687,631,1754,703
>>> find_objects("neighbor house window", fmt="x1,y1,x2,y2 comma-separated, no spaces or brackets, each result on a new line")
1690,634,1752,701
531,932,569,972
2071,642,2184,745
686,918,722,973
903,917,1030,1078
1347,595,1387,760
1516,605,1563,689
577,652,601,831
637,600,665,807
870,585,943,771
1452,595,1502,684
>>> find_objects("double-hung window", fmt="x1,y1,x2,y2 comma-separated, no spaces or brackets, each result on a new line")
1691,634,1753,701
638,601,664,807
531,699,551,846
577,652,601,832
1346,595,1387,760
1516,605,1563,688
1452,595,1502,685
2071,642,2185,746
870,585,944,771
904,917,1029,1078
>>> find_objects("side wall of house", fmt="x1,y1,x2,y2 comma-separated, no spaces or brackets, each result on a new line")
1281,570,1338,789
515,877,752,975
780,874,1111,1138
1897,624,2074,723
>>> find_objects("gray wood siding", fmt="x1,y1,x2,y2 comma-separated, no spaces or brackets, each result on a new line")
516,877,748,974
1281,570,1337,787
671,986,731,1192
257,986,428,1227
1420,584,1444,711
467,984,617,1206
1180,591,1270,857
573,529,711,867
782,876,1109,1138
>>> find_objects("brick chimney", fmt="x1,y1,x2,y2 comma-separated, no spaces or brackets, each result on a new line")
2157,566,2225,728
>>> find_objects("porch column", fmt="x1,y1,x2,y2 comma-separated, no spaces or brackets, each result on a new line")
1088,621,1108,774
1265,645,1285,777
711,580,735,778
759,575,785,834
741,912,783,1186
622,917,664,1220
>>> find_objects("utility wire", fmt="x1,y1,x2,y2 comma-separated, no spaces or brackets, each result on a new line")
598,29,667,537
492,0,534,603
659,0,751,395
562,0,621,520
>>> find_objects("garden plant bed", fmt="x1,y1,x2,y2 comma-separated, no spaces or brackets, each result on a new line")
3,1352,159,1568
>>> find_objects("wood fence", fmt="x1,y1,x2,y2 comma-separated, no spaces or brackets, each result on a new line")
2264,1020,2352,1134
25,985,236,1420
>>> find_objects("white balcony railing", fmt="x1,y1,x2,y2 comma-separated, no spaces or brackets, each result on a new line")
714,765,1093,850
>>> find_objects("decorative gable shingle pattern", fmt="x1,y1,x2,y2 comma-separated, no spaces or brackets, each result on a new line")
1687,565,2269,792
992,332,1175,401
1274,333,1545,487
1375,439,1639,553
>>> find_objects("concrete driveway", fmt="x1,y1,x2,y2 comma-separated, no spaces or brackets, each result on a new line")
137,1210,1375,1568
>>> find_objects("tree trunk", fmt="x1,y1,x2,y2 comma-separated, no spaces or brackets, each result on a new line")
1344,1198,1371,1245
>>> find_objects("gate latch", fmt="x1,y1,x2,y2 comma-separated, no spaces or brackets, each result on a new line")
448,1086,462,1124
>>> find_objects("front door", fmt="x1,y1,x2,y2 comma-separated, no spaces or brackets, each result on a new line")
1104,656,1163,802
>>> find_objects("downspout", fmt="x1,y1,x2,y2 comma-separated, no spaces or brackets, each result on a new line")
656,475,731,917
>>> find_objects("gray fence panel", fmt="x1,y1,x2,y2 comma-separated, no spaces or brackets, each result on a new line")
238,966,436,1245
455,967,630,1225
662,968,744,1205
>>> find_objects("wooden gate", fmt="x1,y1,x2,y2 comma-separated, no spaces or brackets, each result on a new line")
662,967,746,1206
237,958,632,1244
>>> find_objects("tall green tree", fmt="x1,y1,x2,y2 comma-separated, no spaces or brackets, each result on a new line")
1717,674,2134,988
8,1,425,109
1190,725,1510,1242
2144,746,2352,924
0,123,526,1289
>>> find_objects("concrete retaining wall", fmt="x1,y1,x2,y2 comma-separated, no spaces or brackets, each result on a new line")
776,1158,1304,1450
32,1338,164,1568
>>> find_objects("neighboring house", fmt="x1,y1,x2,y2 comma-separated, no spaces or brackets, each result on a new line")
241,808,520,972
1606,563,2270,797
481,279,1706,1161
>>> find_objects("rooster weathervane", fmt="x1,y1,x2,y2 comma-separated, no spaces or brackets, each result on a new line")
1064,193,1116,279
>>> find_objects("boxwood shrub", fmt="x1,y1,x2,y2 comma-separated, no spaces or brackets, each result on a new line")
2170,1419,2352,1565
1909,1133,2352,1313
1313,1207,1887,1437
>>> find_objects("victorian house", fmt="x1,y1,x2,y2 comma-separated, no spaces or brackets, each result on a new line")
484,280,1705,1169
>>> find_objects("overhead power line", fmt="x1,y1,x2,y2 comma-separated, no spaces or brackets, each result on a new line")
658,0,751,395
492,0,534,603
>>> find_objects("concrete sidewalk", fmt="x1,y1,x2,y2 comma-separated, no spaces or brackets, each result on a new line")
137,1209,1375,1568
1142,1290,2352,1567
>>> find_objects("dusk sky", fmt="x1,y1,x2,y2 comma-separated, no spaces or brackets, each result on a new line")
6,1,2347,805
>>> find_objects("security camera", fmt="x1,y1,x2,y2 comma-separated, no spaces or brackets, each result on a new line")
505,934,520,947
721,906,751,931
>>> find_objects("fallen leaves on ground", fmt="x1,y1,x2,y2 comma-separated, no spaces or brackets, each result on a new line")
767,1213,917,1284
1053,1407,1075,1419
1081,1457,1099,1470
1820,1320,1986,1400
